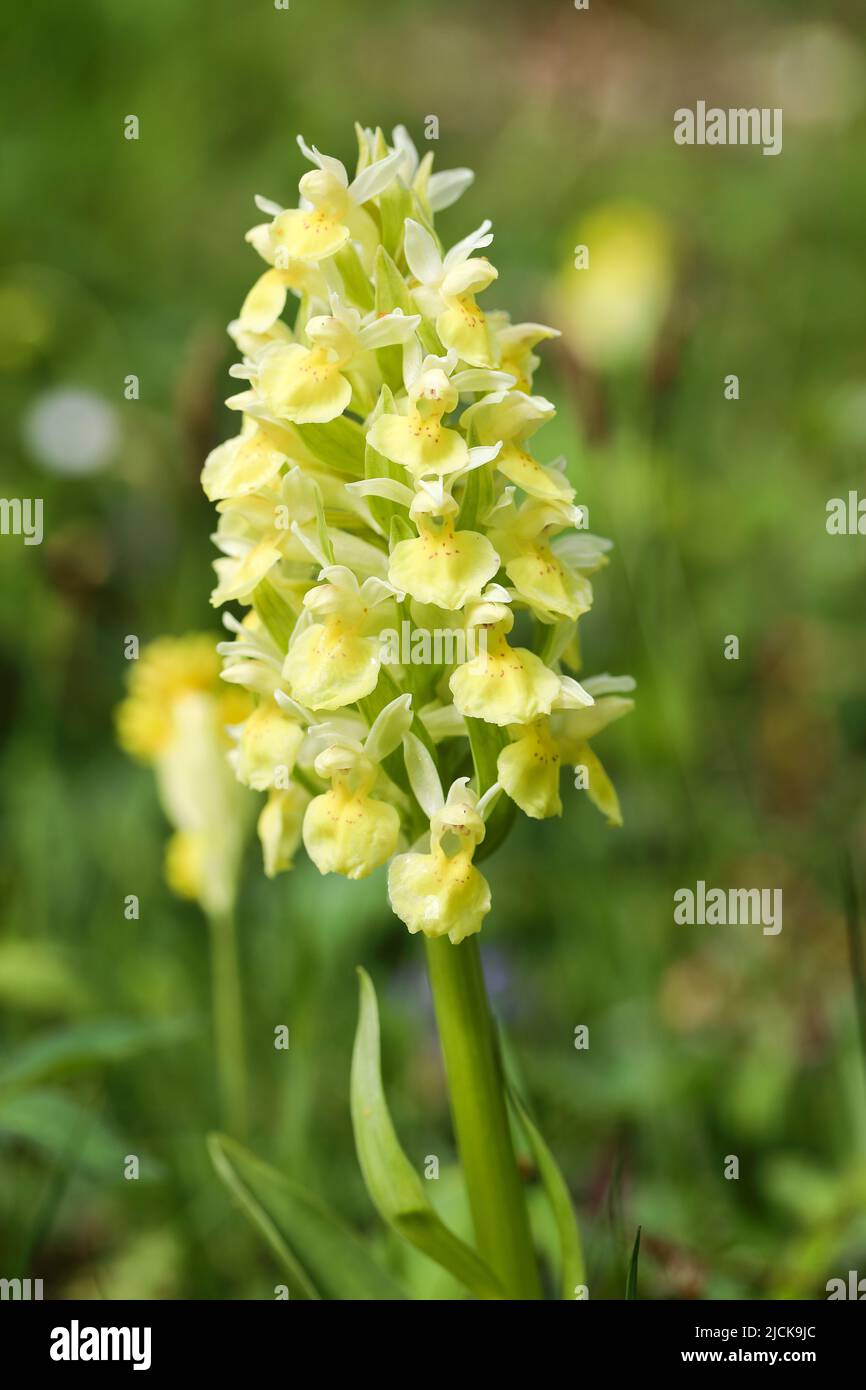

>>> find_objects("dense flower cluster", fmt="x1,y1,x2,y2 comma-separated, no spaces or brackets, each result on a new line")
202,124,634,943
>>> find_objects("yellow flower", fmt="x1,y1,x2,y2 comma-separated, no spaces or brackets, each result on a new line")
231,702,305,791
404,219,498,366
201,418,298,503
115,635,248,763
449,589,592,726
553,677,635,826
366,355,502,480
388,479,500,610
496,717,563,820
258,784,309,877
195,124,635,940
388,780,491,943
303,741,400,880
497,679,634,824
237,248,327,337
462,389,574,503
283,567,399,710
489,316,560,393
489,497,593,623
266,137,403,265
253,302,419,425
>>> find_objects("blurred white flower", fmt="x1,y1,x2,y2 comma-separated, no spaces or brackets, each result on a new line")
23,387,118,475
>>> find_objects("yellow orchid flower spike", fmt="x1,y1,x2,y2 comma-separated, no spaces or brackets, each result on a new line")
115,636,254,915
185,126,639,1289
194,123,634,946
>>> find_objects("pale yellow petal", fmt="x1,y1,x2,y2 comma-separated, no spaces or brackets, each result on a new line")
259,346,352,425
367,413,468,478
303,788,399,879
387,848,491,943
388,528,499,610
571,741,623,827
258,785,309,877
235,705,304,791
283,622,380,711
449,638,561,726
436,297,493,367
497,719,562,819
201,429,287,502
504,548,592,621
497,445,575,502
271,207,350,263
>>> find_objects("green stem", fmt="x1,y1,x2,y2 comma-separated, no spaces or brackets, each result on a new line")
424,934,541,1299
207,908,248,1138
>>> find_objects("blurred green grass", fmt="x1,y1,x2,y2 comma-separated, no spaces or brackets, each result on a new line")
1,0,866,1298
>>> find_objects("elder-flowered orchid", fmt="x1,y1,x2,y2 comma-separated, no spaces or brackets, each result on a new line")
404,218,499,366
265,135,405,268
192,124,632,947
388,764,495,946
129,125,640,1302
283,566,401,711
367,350,506,481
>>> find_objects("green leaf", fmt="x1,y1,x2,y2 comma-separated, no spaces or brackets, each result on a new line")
374,246,415,317
456,459,493,533
350,967,505,1300
252,578,296,650
0,1016,194,1092
626,1225,641,1300
294,418,366,476
378,181,413,263
334,242,374,311
208,1133,407,1301
314,489,335,566
0,1089,161,1181
364,386,408,532
506,1080,586,1299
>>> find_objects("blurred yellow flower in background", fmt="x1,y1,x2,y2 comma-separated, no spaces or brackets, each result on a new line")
116,635,254,916
555,202,673,371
